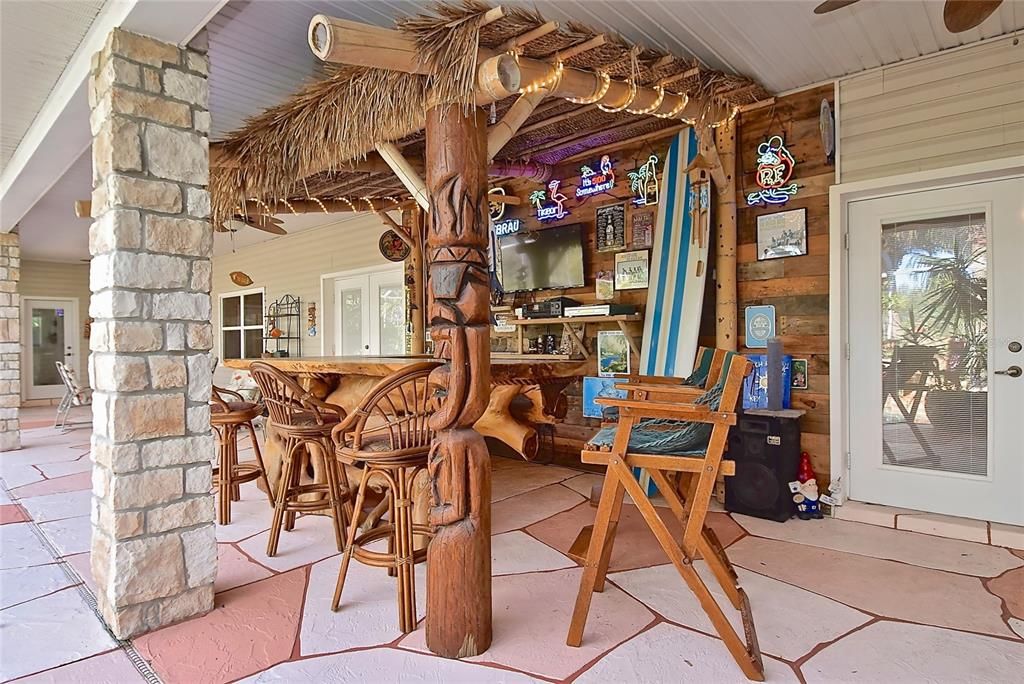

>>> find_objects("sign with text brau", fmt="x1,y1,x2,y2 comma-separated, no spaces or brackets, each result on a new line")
745,305,776,348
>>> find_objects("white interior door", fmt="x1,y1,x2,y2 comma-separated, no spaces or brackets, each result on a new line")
847,176,1023,525
333,276,370,355
23,298,78,400
369,271,407,356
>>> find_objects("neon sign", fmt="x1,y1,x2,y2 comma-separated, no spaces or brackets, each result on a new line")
488,187,508,221
493,218,522,237
529,179,570,221
628,154,659,207
575,155,615,198
746,135,799,206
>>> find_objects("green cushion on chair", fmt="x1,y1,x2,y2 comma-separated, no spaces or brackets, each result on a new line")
586,385,722,456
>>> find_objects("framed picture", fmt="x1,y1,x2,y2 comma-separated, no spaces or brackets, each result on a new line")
597,330,631,377
596,202,626,252
595,270,614,300
631,210,654,249
791,358,808,390
582,377,627,418
756,207,807,260
614,249,649,290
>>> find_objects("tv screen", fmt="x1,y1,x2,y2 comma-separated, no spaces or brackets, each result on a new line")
498,224,585,292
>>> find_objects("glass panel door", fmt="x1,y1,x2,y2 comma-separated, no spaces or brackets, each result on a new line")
334,277,370,355
371,273,407,356
23,298,77,400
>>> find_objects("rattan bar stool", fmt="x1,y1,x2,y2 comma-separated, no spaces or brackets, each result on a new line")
250,362,353,557
211,385,273,525
330,362,438,633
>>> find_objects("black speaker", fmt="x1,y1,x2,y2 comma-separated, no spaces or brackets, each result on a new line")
725,413,801,522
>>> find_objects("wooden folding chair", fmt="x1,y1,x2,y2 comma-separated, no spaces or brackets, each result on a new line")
616,346,728,404
566,354,764,682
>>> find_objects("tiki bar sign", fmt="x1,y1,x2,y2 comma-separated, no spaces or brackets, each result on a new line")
575,155,616,198
746,135,799,206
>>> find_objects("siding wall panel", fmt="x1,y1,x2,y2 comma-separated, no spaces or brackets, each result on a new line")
19,260,91,389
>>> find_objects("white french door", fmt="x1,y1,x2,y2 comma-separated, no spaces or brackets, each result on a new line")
22,297,78,400
847,177,1023,525
332,268,406,356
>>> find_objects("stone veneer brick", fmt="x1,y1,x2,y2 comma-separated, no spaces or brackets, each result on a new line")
88,28,215,639
0,232,19,452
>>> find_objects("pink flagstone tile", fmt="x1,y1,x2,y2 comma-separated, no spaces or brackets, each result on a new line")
65,552,96,593
237,514,341,573
803,621,1024,683
1010,617,1024,639
527,502,744,573
492,484,585,534
38,515,92,557
733,514,1022,577
18,489,91,522
242,647,543,683
0,464,45,489
11,471,93,499
401,567,653,680
1,523,58,569
36,457,93,479
611,562,870,661
897,511,989,543
491,459,580,502
0,564,77,609
991,522,1024,550
987,566,1024,619
560,473,604,499
728,536,1014,638
299,554,427,655
215,484,273,543
16,649,146,684
216,544,274,593
0,503,30,524
134,569,307,684
492,531,574,576
0,588,118,681
576,622,799,683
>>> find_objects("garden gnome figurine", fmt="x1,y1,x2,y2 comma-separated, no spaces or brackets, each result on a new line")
793,451,824,520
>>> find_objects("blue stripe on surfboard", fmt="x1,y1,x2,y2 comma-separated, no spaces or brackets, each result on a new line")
645,133,681,375
663,129,699,377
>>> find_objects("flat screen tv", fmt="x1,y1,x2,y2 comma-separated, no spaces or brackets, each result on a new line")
498,223,585,292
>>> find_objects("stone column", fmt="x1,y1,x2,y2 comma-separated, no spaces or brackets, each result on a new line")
0,232,20,452
88,28,216,638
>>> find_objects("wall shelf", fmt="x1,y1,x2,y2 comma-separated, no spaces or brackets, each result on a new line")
503,314,644,359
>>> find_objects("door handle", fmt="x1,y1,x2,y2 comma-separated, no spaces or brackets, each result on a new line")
994,366,1022,378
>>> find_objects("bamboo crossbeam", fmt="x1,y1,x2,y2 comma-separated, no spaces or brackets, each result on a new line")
498,20,558,52
543,34,606,63
307,16,702,119
487,89,547,160
375,142,430,211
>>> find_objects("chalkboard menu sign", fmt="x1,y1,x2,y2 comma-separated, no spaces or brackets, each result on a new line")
596,202,626,252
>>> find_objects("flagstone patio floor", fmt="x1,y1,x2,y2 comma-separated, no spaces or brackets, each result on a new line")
2,414,1022,683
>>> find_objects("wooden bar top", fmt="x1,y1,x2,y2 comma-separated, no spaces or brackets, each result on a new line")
224,355,590,384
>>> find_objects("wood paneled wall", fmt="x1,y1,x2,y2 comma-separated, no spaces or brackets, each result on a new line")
734,83,836,480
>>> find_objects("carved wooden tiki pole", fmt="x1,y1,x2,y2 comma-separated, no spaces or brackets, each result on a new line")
424,104,492,658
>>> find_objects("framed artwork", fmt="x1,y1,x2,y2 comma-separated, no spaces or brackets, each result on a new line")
582,376,627,418
379,229,411,261
614,249,649,290
791,358,808,390
631,210,654,248
756,208,807,260
597,330,631,377
595,270,614,300
596,202,626,252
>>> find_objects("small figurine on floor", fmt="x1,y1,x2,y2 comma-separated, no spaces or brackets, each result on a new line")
791,451,824,520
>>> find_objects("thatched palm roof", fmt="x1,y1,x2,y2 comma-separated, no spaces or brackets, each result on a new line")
210,0,770,226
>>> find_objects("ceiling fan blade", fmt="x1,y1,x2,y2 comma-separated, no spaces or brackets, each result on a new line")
240,215,288,235
944,0,1002,32
814,0,861,15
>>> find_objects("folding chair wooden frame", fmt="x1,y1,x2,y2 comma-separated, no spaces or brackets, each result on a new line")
616,346,728,404
566,356,765,682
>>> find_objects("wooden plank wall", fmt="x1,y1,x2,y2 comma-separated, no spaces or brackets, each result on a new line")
734,83,836,480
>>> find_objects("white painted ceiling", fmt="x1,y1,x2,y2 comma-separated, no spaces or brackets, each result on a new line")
13,0,1024,261
0,0,108,171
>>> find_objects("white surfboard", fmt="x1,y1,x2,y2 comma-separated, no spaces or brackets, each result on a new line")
640,128,709,379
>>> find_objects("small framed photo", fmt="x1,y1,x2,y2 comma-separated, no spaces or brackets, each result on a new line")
791,358,808,390
756,208,807,261
614,249,649,290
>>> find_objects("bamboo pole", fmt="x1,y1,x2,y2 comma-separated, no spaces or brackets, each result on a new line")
406,206,425,355
487,89,547,160
713,120,738,351
376,143,430,211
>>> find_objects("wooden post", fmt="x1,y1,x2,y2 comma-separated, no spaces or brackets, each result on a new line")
406,206,425,355
424,104,492,659
714,120,738,351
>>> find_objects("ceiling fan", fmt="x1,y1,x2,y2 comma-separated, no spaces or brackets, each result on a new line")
815,0,1003,33
218,213,287,235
